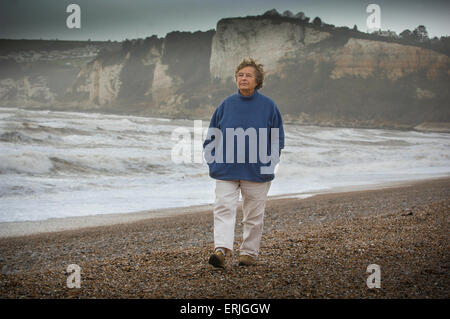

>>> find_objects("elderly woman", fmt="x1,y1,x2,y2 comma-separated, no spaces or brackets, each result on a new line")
203,58,284,268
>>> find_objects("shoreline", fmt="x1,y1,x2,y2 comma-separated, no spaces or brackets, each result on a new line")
1,175,448,238
3,106,450,133
0,175,448,298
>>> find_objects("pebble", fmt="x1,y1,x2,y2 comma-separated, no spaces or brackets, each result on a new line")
0,177,449,298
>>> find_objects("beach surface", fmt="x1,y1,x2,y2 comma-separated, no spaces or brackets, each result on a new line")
0,177,449,298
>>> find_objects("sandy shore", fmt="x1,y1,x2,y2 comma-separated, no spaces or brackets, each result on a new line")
0,177,449,298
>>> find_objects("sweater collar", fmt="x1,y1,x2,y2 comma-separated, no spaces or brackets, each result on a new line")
238,89,258,100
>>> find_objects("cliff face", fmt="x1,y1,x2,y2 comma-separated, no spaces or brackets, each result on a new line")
74,58,124,106
0,75,56,106
210,18,330,80
329,38,449,81
0,40,119,108
264,31,450,128
0,14,449,130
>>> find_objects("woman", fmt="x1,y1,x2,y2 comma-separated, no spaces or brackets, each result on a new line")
203,58,285,268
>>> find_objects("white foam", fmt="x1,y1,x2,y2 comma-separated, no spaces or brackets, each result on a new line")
0,107,449,222
0,151,53,174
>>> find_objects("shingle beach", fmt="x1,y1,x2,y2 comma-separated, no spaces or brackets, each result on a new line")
0,177,449,298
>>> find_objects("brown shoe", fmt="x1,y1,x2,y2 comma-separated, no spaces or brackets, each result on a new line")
239,254,256,266
208,250,225,268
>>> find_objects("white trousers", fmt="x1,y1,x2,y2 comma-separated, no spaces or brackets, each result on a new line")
213,179,271,257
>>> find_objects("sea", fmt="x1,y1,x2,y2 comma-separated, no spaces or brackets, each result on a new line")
0,107,449,223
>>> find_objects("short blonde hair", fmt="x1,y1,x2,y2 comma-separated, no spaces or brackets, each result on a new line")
235,58,264,90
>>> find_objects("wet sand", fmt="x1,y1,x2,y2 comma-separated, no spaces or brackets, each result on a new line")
0,177,449,298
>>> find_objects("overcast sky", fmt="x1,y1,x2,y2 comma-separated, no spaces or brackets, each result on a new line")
0,0,449,41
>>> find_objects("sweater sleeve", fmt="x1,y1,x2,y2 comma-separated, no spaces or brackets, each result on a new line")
272,105,285,156
203,103,222,150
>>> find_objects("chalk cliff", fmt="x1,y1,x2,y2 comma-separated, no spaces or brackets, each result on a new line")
210,17,330,80
0,12,449,130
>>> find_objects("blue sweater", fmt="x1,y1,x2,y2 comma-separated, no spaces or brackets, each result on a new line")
203,89,284,182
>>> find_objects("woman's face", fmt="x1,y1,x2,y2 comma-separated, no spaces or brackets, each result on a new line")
236,66,258,95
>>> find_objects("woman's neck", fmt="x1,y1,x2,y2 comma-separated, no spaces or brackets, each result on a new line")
239,88,255,96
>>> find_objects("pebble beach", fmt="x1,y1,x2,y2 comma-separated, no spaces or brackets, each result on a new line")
0,177,449,299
